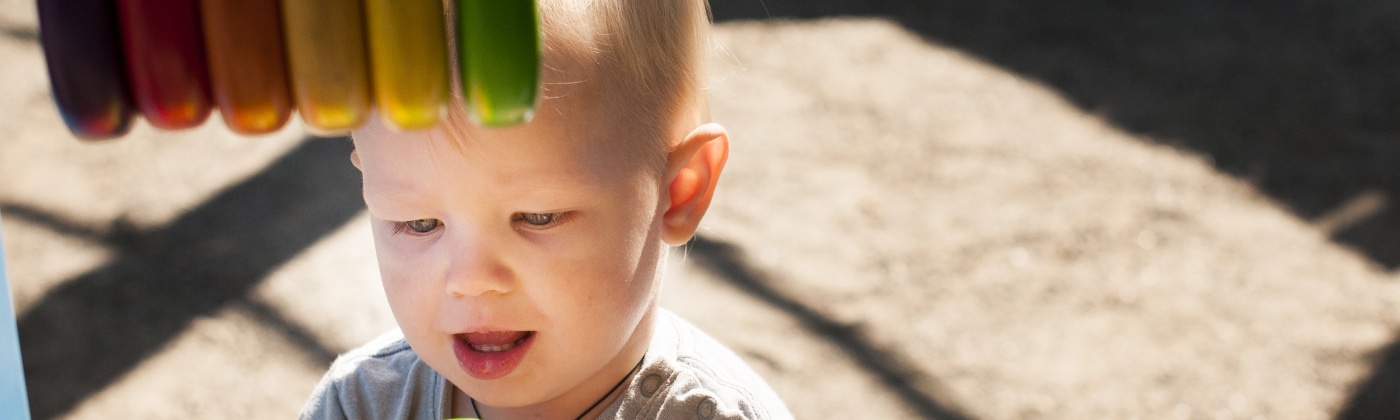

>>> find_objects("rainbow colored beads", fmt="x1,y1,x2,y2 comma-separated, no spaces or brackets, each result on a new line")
36,0,541,139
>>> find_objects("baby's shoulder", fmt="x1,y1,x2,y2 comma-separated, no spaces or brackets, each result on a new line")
309,330,425,397
300,330,448,420
604,310,793,420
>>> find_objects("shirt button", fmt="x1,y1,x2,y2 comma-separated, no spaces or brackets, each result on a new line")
640,374,663,397
697,397,717,419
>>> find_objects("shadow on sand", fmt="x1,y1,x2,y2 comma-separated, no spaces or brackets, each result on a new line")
687,235,973,419
710,0,1400,417
8,137,360,419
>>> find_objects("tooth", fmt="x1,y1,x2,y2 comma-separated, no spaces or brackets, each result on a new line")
471,341,517,352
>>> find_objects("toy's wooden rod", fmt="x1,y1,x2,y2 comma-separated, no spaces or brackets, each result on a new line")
36,0,541,140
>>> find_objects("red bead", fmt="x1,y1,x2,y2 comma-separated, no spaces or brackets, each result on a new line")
117,0,213,130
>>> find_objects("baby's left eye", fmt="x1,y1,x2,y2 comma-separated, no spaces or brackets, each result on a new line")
515,212,563,227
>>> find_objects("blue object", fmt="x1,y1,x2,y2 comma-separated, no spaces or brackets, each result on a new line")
0,214,31,419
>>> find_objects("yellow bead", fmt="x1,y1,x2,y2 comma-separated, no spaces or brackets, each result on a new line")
281,0,372,134
365,0,449,131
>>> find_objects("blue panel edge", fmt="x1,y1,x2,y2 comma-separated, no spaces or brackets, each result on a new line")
0,213,32,419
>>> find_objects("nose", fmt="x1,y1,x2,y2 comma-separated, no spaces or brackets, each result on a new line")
442,229,515,297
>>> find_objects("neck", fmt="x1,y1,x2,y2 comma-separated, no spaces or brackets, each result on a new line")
455,308,658,419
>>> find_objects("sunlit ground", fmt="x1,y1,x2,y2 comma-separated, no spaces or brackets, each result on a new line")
5,1,1400,419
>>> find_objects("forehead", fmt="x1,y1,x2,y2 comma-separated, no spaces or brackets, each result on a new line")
352,105,633,194
353,24,664,196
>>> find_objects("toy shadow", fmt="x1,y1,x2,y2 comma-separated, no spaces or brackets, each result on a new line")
10,137,359,419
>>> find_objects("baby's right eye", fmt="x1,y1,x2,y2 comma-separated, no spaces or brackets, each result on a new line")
392,218,442,235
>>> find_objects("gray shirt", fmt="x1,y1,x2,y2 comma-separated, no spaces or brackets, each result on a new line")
301,309,792,419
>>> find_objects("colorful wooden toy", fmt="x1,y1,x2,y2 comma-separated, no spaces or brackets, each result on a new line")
38,0,541,138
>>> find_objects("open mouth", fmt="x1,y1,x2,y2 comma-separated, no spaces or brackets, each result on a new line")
460,331,534,353
452,331,536,380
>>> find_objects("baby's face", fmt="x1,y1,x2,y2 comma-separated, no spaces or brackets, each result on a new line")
352,96,668,407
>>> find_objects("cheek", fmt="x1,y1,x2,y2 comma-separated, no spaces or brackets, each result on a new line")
371,227,441,327
559,198,664,307
372,221,440,284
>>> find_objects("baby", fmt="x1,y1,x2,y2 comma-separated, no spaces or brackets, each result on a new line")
300,0,791,418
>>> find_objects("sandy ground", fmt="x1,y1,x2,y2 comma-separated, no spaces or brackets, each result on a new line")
6,1,1400,419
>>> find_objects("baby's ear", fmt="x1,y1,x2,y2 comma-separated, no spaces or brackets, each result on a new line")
662,123,729,245
349,149,362,170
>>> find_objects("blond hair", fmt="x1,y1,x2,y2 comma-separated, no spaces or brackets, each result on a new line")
440,0,713,172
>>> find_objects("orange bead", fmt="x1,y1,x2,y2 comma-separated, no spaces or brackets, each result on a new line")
200,0,293,135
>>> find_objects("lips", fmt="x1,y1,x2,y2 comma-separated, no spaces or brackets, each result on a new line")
453,331,535,380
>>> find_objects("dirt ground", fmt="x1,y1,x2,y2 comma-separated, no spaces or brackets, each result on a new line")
6,1,1400,419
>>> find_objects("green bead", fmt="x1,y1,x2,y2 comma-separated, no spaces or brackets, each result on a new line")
457,0,540,127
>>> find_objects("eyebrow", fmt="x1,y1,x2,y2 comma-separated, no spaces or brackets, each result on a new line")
493,174,612,209
361,176,434,211
503,172,606,195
